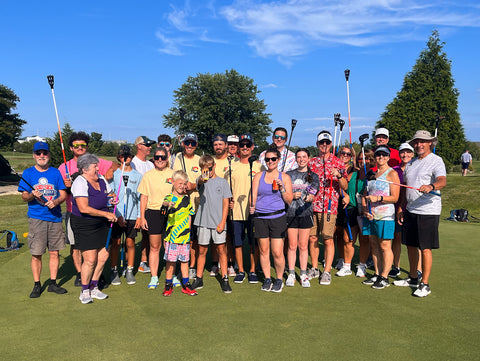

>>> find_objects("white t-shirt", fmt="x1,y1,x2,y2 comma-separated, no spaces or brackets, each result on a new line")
404,153,446,215
131,156,154,175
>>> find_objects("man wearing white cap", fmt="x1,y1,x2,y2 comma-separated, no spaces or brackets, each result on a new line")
227,135,240,159
395,130,446,297
307,130,348,285
374,128,401,168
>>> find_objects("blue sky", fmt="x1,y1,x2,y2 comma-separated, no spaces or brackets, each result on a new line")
2,0,480,147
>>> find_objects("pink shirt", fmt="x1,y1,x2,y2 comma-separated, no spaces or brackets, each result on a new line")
59,158,113,212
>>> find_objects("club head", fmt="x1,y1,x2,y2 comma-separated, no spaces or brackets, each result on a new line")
122,175,129,185
227,155,234,163
47,75,54,89
248,155,258,165
344,69,350,81
334,113,341,125
291,119,298,129
338,118,345,131
359,133,369,146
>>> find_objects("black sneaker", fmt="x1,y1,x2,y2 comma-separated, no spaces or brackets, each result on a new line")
221,276,232,294
234,272,246,284
388,267,401,278
29,284,42,298
261,278,273,292
371,276,390,289
191,277,204,290
48,282,68,294
74,273,82,287
362,274,378,285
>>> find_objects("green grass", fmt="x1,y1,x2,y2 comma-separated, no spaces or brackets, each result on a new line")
0,164,479,360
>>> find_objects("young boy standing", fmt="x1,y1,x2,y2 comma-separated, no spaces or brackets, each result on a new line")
191,155,233,293
110,145,142,285
162,170,197,296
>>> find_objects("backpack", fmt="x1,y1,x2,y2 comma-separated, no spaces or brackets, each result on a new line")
0,230,19,252
447,209,470,222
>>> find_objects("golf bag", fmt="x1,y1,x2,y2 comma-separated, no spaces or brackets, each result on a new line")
0,230,19,252
0,154,13,177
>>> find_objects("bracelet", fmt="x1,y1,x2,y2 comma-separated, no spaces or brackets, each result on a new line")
280,188,286,194
430,183,435,190
380,196,383,202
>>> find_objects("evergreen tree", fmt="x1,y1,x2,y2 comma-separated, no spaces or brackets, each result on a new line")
0,84,26,150
163,69,272,154
376,30,464,168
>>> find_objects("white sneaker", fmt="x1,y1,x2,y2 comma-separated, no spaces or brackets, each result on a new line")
90,287,108,300
286,273,296,287
336,267,352,277
335,258,344,270
319,271,331,285
306,268,320,279
413,282,431,297
79,289,93,304
356,264,367,278
227,266,236,277
300,274,310,288
393,277,419,288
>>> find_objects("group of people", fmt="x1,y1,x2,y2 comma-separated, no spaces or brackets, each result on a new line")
18,124,446,303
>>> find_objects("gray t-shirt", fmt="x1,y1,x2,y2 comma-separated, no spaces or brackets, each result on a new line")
404,153,446,215
194,176,232,229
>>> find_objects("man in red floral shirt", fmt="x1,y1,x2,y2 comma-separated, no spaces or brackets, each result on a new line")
307,130,348,285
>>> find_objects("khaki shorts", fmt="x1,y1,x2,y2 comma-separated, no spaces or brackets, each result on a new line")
309,212,336,240
28,218,65,255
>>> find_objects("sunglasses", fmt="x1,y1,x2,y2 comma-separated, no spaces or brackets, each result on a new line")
154,154,167,161
158,142,171,147
273,134,286,140
34,150,49,156
184,140,197,147
139,143,152,147
265,157,278,162
340,151,352,156
318,140,331,145
72,143,87,149
375,153,389,157
239,143,252,148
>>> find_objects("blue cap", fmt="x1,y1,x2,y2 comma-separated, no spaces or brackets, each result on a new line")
212,133,227,143
239,133,254,144
33,142,50,152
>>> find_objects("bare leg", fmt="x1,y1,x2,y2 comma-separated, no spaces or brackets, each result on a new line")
48,250,60,280
31,255,42,282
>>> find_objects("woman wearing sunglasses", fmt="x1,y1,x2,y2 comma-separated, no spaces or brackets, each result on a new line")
138,147,174,289
250,144,293,292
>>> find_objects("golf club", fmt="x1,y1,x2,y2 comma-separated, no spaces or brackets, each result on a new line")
336,117,346,155
47,75,70,180
11,166,49,204
341,190,353,241
121,174,129,269
227,155,235,242
105,161,125,250
333,113,340,156
281,119,298,172
366,171,441,196
344,69,352,148
248,155,258,210
359,133,372,214
433,115,444,154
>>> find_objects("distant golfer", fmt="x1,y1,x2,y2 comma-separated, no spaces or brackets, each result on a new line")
19,142,67,298
395,130,446,297
460,150,472,176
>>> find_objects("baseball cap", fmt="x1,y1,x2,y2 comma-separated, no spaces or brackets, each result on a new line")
375,128,389,137
212,133,227,143
135,136,156,147
239,133,254,144
317,131,332,143
117,145,133,157
227,135,239,143
374,145,391,156
33,142,50,152
398,142,414,152
182,132,198,142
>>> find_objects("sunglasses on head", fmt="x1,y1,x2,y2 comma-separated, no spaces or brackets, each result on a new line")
34,150,49,156
273,134,286,140
72,143,87,149
340,151,352,156
159,142,171,147
318,140,331,145
154,154,167,161
265,157,278,162
239,142,252,148
184,140,197,147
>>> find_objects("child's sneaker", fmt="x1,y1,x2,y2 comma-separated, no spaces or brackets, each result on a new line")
172,275,181,287
148,276,159,289
162,282,173,297
138,261,150,273
181,282,198,296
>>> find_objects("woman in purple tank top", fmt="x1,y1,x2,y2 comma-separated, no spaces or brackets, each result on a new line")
250,145,293,292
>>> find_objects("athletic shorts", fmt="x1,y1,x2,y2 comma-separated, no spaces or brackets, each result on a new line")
145,209,163,235
232,220,255,247
28,218,65,255
70,214,109,251
336,207,359,228
462,162,470,170
254,214,287,239
362,219,395,240
402,210,440,250
197,227,226,246
310,212,336,240
112,220,138,239
287,216,313,229
190,215,198,242
64,211,75,245
164,242,190,263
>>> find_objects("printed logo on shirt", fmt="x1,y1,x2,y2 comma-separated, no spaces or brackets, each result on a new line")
223,166,229,173
166,178,173,184
35,177,57,201
192,166,199,173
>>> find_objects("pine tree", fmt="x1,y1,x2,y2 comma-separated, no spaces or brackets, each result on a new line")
376,30,464,169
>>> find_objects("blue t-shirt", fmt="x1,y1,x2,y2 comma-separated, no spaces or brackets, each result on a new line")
18,166,66,222
110,168,143,220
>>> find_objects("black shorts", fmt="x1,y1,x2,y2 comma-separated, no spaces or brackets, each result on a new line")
336,207,359,228
145,209,164,235
232,219,255,247
462,162,470,170
254,214,287,239
70,214,109,251
112,220,138,239
402,210,440,250
287,216,313,229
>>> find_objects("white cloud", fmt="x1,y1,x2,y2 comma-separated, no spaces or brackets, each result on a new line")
261,83,278,89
